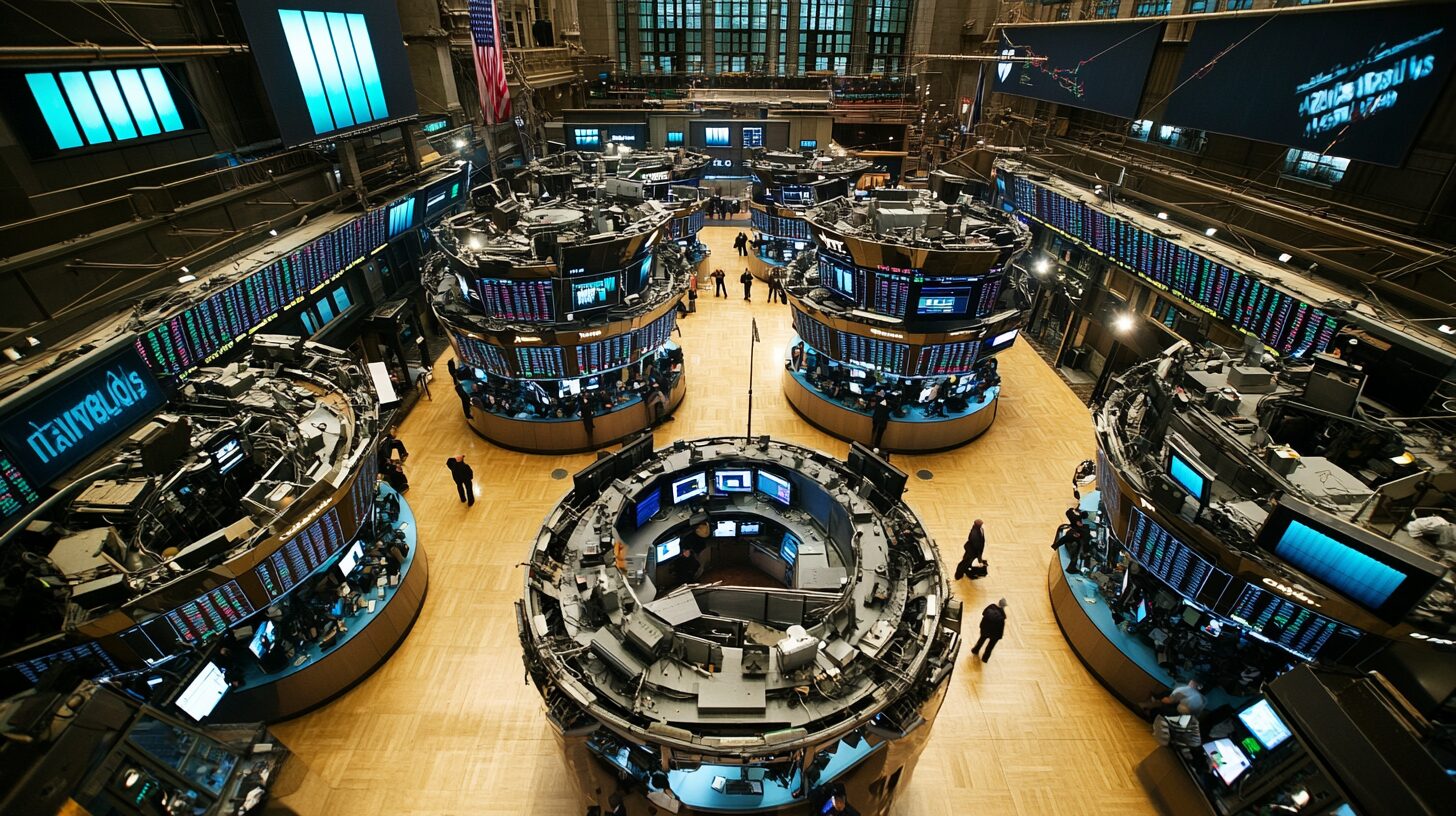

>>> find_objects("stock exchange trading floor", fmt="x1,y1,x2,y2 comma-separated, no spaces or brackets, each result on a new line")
267,226,1160,815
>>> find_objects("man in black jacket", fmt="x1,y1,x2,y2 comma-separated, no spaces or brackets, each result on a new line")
954,519,986,579
972,598,1007,662
870,397,891,449
446,455,475,506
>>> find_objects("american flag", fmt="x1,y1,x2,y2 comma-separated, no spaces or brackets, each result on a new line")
468,0,512,125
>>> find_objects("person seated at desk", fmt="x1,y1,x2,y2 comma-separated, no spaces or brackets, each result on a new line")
672,520,713,584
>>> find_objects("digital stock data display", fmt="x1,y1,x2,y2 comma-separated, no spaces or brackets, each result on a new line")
837,331,909,373
993,20,1163,118
515,346,566,379
1163,4,1456,166
254,508,348,600
3,641,121,687
1121,507,1362,661
793,311,837,358
474,278,555,322
0,444,41,522
575,334,633,376
635,311,676,354
451,331,511,377
915,341,980,376
134,198,413,378
1012,177,1338,356
752,209,813,239
161,580,257,644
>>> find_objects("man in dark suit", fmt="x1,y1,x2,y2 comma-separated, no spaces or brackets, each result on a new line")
954,518,986,579
972,598,1007,662
870,397,891,449
446,455,475,506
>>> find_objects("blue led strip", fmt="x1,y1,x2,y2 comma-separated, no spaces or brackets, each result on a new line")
279,9,388,136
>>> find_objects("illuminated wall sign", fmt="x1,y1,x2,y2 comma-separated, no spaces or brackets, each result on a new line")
641,171,671,183
1261,576,1322,608
21,67,190,154
869,328,904,339
237,0,417,146
821,236,846,255
0,343,165,485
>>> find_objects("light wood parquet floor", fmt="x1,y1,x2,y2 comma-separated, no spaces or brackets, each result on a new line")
270,227,1160,815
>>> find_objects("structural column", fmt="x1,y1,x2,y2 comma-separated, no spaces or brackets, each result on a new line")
625,0,642,72
849,0,870,75
785,0,800,75
765,0,781,74
703,0,716,74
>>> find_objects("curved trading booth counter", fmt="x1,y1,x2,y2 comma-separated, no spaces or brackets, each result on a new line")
782,367,998,453
778,189,1029,451
520,436,962,814
1048,350,1456,811
0,340,428,725
428,173,695,453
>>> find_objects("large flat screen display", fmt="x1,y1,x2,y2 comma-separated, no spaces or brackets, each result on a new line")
1237,699,1292,751
0,341,166,485
671,473,706,504
756,471,792,506
993,21,1164,118
635,489,661,528
237,0,418,147
1162,5,1456,166
566,272,620,313
1256,497,1443,620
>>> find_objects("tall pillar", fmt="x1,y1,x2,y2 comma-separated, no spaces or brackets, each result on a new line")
785,0,800,75
849,0,870,75
625,0,642,72
703,0,716,75
765,0,781,74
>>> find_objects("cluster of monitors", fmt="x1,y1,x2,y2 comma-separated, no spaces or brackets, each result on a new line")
1201,698,1296,787
656,528,801,567
632,469,793,529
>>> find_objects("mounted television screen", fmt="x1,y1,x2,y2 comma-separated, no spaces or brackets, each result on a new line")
984,328,1019,353
236,0,418,147
671,472,706,504
756,471,792,505
248,620,277,660
992,21,1163,118
780,532,799,565
1255,496,1444,621
740,521,761,535
566,272,620,313
1162,5,1456,166
713,520,737,538
174,661,228,721
634,488,661,528
713,469,753,493
1166,448,1211,506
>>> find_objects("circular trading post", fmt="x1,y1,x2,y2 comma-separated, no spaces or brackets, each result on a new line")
521,435,962,814
781,186,1031,452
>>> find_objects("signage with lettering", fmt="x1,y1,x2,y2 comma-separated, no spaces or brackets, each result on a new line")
0,343,166,485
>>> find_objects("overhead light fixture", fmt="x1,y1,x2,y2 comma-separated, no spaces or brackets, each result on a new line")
177,274,196,283
2,348,20,362
468,235,483,250
1034,258,1051,274
1390,451,1415,465
1204,227,1218,237
268,228,278,237
1438,324,1454,335
1277,252,1293,263
454,138,467,149
25,336,40,347
1113,314,1135,333
1156,212,1169,220
180,265,189,273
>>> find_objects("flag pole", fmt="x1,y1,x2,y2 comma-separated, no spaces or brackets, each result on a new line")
747,318,759,442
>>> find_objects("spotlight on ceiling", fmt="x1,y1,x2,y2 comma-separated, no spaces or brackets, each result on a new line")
1278,252,1293,263
1156,212,1169,220
177,274,197,284
1113,314,1135,333
1204,227,1217,237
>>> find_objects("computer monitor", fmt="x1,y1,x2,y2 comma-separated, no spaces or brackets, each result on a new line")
740,521,761,535
756,471,792,505
338,541,364,577
849,368,867,381
174,661,228,721
985,328,1019,351
917,384,936,404
559,379,581,398
848,382,863,395
207,435,246,475
671,473,707,504
1166,448,1212,506
714,469,753,493
635,489,662,528
656,537,681,562
1237,699,1293,750
1181,606,1202,627
1202,739,1251,786
713,520,737,538
1134,599,1149,623
248,620,276,659
585,376,601,390
780,532,800,565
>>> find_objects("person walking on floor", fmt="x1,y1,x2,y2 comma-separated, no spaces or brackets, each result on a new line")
740,268,753,301
972,598,1007,662
734,232,749,256
446,455,475,506
870,397,891,449
954,519,987,579
455,380,474,419
711,268,728,297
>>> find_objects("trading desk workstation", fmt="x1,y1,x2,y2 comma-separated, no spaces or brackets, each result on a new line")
520,436,963,814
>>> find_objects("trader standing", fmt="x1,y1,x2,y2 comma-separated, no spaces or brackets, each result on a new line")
971,598,1007,663
740,268,754,301
711,268,728,298
446,455,475,506
870,397,892,449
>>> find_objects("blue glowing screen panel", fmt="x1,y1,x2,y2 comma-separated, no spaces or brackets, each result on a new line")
1274,520,1405,614
635,489,661,529
780,532,799,565
671,473,707,504
16,66,194,156
0,342,165,485
566,273,620,314
386,195,417,237
1012,177,1339,356
656,537,681,562
757,471,792,506
1167,452,1207,502
704,126,730,147
237,0,417,146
